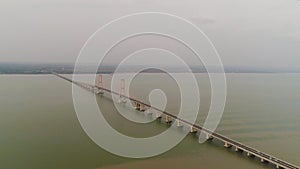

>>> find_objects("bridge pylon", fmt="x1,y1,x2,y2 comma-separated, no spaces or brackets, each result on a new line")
118,79,127,103
96,74,104,94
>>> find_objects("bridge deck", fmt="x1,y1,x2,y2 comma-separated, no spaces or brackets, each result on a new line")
53,73,299,169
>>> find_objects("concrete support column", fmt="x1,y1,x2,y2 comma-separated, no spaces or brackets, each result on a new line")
190,126,197,133
145,108,152,114
156,111,162,118
224,142,232,148
132,101,138,110
206,133,213,140
139,104,146,111
176,120,183,127
165,115,172,123
247,152,254,157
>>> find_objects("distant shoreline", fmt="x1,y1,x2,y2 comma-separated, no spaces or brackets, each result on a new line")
1,63,300,74
0,72,300,76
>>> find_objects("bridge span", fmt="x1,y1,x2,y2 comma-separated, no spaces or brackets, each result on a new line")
53,73,299,169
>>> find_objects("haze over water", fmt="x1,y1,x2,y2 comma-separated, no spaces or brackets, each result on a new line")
0,73,299,169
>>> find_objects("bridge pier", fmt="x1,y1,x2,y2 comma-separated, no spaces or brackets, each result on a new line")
165,115,172,123
136,103,141,110
224,142,232,148
246,152,255,157
118,96,127,103
190,126,198,133
205,133,213,141
132,101,138,110
145,108,153,114
139,104,146,111
98,89,104,94
156,111,162,119
235,146,243,152
176,120,183,127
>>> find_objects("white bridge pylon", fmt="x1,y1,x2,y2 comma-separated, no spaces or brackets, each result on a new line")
96,74,104,94
118,78,127,103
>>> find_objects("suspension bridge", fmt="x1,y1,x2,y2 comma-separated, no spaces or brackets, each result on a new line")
53,73,299,169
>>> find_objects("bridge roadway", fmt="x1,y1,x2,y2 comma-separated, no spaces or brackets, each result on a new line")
53,73,299,169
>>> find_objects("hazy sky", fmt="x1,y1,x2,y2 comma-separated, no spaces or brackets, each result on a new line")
0,0,299,69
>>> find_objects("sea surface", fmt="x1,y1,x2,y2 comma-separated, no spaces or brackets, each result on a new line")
0,73,299,169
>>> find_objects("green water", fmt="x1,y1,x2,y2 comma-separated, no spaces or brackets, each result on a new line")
0,74,299,169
